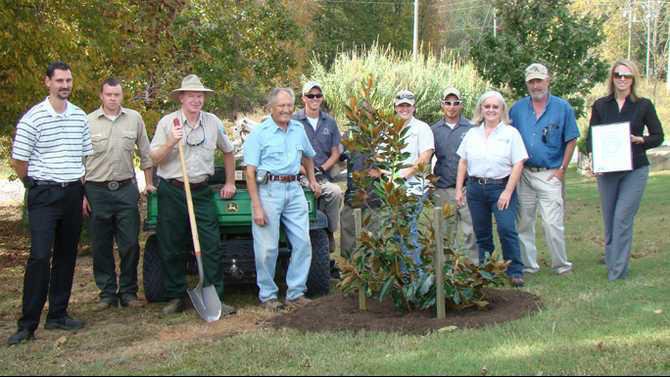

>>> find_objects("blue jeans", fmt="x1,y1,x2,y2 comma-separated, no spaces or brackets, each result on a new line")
252,181,312,302
396,192,428,277
466,180,524,278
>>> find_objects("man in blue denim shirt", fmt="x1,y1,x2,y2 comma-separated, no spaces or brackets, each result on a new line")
243,88,321,311
509,63,579,275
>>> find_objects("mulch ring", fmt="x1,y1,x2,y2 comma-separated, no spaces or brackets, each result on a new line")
269,288,542,335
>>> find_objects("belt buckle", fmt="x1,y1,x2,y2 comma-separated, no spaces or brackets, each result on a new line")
477,177,487,185
107,181,120,191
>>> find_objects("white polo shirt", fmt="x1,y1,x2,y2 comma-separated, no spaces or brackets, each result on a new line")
456,122,528,179
402,117,435,195
12,98,93,182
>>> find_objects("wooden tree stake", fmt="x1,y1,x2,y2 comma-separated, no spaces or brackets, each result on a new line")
354,208,367,311
434,207,446,319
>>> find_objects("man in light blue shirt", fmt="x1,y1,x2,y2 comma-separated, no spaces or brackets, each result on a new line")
510,63,579,275
244,88,321,311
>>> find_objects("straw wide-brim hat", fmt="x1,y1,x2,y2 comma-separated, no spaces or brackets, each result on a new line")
170,74,214,100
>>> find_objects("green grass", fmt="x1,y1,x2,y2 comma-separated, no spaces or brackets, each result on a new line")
1,169,669,375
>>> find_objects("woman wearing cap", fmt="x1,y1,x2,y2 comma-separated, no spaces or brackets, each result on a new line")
454,91,528,287
587,59,664,281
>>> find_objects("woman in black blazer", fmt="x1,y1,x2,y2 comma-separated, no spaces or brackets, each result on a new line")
587,59,664,281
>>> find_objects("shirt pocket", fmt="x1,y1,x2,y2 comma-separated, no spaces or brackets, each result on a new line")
90,133,108,155
121,131,136,151
490,138,511,159
545,123,562,148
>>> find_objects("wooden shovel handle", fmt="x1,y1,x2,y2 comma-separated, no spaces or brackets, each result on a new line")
174,118,202,257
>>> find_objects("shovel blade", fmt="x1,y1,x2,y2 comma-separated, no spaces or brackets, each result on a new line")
187,285,222,322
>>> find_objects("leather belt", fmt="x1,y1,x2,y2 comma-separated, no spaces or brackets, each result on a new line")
167,179,209,191
525,166,551,173
33,179,80,188
268,174,299,182
88,178,134,191
471,176,509,185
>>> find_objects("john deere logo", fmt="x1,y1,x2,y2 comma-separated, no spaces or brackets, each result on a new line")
226,202,239,213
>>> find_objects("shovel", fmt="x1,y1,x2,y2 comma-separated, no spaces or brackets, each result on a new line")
174,118,222,322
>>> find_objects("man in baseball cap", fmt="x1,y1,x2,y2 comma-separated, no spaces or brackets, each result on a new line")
510,63,578,276
431,86,479,264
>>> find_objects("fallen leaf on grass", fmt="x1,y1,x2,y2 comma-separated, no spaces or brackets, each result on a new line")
56,336,67,347
596,341,604,351
654,309,663,314
438,325,458,333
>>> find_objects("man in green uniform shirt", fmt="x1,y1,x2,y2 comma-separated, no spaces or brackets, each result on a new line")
149,74,236,316
84,78,155,310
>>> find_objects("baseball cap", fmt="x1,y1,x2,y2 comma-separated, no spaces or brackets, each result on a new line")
394,90,416,106
302,81,322,95
442,87,461,100
525,63,550,82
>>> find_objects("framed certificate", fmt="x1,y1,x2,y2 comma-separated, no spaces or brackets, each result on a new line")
591,122,633,173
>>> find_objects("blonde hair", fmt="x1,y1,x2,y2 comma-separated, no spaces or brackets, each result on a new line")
608,59,641,102
472,90,511,126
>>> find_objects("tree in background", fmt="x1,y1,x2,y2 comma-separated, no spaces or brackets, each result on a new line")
310,0,437,68
469,0,608,117
0,0,298,144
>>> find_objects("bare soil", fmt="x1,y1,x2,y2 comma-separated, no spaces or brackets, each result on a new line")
270,289,542,335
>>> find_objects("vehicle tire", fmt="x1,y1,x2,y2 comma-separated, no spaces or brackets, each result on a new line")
306,229,331,297
143,235,166,302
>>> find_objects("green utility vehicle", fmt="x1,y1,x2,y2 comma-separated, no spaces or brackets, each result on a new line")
142,167,331,302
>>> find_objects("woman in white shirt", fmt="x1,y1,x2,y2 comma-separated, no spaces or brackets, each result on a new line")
455,91,528,287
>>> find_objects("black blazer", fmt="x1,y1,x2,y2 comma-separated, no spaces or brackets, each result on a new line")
587,94,665,169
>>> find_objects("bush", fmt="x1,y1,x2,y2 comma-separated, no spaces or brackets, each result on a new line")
336,78,509,312
308,44,490,126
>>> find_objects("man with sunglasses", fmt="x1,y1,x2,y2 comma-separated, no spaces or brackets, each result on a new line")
293,81,343,254
431,87,479,264
509,63,578,275
149,74,237,316
83,78,155,311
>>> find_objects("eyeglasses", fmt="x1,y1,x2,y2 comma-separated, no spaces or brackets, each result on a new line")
483,104,500,110
613,72,634,80
304,93,323,99
441,100,462,106
186,125,206,147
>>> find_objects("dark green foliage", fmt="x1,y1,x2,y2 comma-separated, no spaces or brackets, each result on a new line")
469,0,608,117
337,78,509,312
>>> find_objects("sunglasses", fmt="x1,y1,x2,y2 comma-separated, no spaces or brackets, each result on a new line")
396,93,416,100
613,72,634,80
441,100,462,106
304,93,323,99
186,125,206,147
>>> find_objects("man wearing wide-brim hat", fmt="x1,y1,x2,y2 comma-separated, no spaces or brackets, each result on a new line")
149,74,237,316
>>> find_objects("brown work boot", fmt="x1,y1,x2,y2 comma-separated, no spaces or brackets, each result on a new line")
261,299,284,312
121,296,146,308
162,298,185,315
221,302,237,316
509,277,525,288
285,295,312,309
94,298,118,311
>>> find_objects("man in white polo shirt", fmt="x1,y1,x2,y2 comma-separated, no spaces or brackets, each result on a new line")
8,61,93,346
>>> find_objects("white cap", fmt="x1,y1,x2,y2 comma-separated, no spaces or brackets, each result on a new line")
525,63,550,82
302,81,322,95
394,90,416,106
442,87,461,100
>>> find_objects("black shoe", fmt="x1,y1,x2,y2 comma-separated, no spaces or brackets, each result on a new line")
330,260,341,280
162,298,185,315
45,315,85,331
7,329,35,346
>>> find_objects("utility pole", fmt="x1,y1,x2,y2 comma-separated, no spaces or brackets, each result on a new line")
413,0,419,60
646,0,652,77
628,0,633,60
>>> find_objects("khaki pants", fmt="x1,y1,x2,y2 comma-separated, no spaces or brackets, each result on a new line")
433,187,479,264
320,180,343,233
516,168,572,274
339,203,381,260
